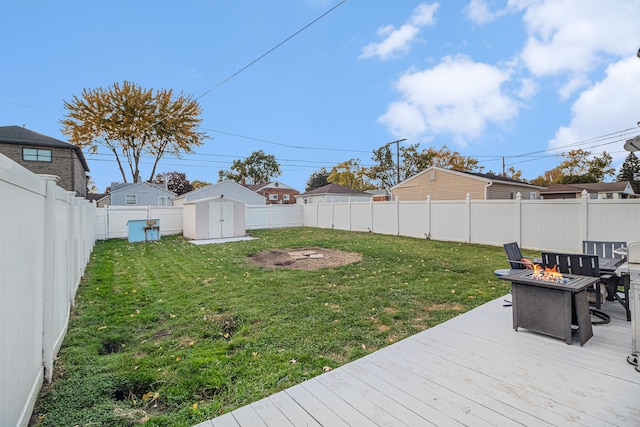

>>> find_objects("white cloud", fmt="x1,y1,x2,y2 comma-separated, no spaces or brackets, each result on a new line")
549,57,640,164
360,3,439,60
378,55,518,143
557,75,589,100
465,0,499,25
520,0,640,77
516,78,538,100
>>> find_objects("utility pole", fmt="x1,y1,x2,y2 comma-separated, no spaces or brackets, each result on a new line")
386,138,407,184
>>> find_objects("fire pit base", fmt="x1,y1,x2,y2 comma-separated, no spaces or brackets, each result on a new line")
499,272,600,345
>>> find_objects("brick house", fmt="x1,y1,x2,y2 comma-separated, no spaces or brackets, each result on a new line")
246,181,299,205
0,125,89,198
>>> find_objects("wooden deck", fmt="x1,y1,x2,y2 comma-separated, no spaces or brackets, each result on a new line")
195,296,640,426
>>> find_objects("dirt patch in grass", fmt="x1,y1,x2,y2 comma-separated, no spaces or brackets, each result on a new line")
247,247,362,270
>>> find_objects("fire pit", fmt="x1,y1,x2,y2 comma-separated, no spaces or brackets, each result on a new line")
526,264,570,283
499,270,600,345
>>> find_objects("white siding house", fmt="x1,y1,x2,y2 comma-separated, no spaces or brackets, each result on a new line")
106,182,176,206
296,183,372,204
172,180,266,206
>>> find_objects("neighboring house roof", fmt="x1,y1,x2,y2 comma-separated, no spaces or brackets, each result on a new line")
392,166,544,190
173,180,267,203
299,183,369,196
541,182,635,195
246,181,298,192
0,125,90,172
87,193,107,202
109,181,176,197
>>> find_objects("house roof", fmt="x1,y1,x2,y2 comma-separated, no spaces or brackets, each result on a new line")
541,182,633,194
245,181,298,192
173,180,266,201
392,166,545,190
0,125,90,172
300,183,369,196
109,181,176,196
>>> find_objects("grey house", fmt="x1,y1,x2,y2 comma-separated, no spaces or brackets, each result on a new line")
100,182,176,206
0,125,90,197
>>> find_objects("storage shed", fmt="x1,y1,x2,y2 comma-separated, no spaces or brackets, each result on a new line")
183,196,246,240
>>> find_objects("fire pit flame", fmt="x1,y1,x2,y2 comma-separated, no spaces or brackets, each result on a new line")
527,264,570,283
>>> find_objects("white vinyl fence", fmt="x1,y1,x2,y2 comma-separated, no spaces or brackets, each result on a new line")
1,155,95,427
96,193,640,253
302,193,640,253
96,204,304,240
95,205,183,240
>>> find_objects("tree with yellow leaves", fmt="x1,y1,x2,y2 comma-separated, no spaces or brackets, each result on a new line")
60,81,207,183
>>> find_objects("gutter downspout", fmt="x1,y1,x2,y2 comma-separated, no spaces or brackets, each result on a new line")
484,180,493,200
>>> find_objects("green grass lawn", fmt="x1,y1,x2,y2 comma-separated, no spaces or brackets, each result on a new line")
31,228,514,426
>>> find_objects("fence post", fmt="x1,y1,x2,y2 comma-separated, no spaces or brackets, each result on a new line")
396,196,400,236
515,192,522,246
40,175,59,383
331,199,335,229
370,197,374,233
426,195,431,239
581,189,589,244
466,193,471,243
348,198,352,231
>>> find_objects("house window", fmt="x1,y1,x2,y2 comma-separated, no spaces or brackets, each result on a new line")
283,194,290,201
158,196,168,206
529,192,537,200
125,194,136,205
269,194,279,201
22,148,52,162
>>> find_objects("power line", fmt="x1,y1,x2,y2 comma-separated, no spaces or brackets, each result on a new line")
203,128,372,154
194,0,347,102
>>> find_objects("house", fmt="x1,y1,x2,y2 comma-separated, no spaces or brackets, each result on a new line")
98,182,176,206
0,125,90,197
245,181,299,204
366,189,392,201
540,182,637,199
391,166,544,201
295,183,372,204
172,180,266,206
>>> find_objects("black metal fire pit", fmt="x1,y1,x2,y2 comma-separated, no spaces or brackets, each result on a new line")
499,271,600,345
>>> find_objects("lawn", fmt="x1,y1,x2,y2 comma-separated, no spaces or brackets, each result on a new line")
31,228,513,426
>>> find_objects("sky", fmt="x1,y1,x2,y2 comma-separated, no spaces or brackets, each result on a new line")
3,0,640,193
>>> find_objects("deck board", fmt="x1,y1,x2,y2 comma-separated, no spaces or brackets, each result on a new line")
196,296,640,427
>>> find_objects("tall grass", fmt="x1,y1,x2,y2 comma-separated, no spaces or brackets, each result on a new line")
31,228,511,426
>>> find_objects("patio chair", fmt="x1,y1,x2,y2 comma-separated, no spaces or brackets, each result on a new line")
582,240,627,259
503,242,535,269
582,240,630,319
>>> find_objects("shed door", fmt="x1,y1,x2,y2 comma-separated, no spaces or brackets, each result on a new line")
208,202,235,239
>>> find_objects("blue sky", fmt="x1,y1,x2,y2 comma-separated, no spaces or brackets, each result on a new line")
3,0,640,193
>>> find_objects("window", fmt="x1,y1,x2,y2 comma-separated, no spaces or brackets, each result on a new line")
158,196,168,206
125,194,136,205
283,194,290,201
269,194,279,201
529,192,537,200
605,193,614,199
22,148,52,162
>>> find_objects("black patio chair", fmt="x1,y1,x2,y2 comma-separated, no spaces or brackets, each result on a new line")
503,242,535,269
